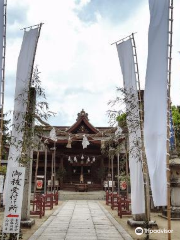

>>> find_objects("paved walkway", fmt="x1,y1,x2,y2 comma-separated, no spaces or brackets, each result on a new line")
29,200,133,240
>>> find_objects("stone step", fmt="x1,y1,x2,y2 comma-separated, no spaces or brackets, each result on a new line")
62,184,103,191
59,191,106,200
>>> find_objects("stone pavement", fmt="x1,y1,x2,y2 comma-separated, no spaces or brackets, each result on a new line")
29,200,133,240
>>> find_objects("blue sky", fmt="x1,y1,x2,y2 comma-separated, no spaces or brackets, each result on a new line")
4,0,180,127
77,0,143,24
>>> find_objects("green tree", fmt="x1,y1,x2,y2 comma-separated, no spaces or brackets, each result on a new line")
171,105,180,155
116,113,127,129
2,114,11,160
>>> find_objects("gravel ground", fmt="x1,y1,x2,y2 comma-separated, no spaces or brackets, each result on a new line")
0,201,179,240
99,201,180,240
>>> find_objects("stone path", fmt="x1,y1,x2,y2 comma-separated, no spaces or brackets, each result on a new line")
29,200,133,240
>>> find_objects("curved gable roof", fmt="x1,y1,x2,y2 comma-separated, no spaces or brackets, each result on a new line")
67,109,99,134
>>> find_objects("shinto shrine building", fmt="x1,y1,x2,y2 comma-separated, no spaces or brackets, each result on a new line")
32,109,125,191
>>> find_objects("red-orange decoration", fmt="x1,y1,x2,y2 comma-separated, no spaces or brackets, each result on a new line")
36,180,43,189
120,181,127,190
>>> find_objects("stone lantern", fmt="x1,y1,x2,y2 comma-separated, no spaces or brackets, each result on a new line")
162,152,180,219
169,155,180,219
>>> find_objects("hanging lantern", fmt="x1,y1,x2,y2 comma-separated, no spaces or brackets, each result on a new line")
74,156,77,162
81,154,84,159
66,136,72,148
92,157,96,162
68,156,71,162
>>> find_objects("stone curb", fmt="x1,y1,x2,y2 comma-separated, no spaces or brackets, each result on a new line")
28,201,67,240
98,202,133,240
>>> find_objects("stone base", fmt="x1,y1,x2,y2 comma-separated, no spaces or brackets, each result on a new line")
161,208,180,220
0,207,4,212
127,219,158,228
20,218,35,228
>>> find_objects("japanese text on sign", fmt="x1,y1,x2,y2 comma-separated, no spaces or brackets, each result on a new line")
3,167,25,233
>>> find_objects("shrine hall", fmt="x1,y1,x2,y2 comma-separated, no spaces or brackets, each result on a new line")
32,109,125,192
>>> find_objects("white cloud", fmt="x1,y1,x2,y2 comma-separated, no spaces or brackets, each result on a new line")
4,0,180,128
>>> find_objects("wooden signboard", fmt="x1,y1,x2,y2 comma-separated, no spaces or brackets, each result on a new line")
3,167,25,233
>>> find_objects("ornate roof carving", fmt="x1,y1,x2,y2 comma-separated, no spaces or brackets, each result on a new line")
76,109,89,121
67,109,99,134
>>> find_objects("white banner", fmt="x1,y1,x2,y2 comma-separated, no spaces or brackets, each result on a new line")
144,0,169,206
116,39,145,214
4,28,39,201
49,127,57,142
0,0,4,105
3,167,25,233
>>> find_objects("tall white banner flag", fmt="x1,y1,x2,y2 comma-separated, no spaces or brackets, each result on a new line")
0,0,4,104
116,39,145,214
144,0,169,206
5,28,39,200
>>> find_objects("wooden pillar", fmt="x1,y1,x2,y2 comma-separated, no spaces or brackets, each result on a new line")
101,158,104,186
117,153,120,196
33,151,39,199
51,151,53,193
53,142,56,193
60,157,64,188
108,156,110,173
44,145,47,194
111,156,114,193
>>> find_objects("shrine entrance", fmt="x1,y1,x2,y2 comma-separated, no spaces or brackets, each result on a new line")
32,110,124,192
63,155,102,185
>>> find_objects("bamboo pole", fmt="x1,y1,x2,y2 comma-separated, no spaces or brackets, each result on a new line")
111,32,137,46
20,23,44,31
0,0,7,166
28,23,43,88
125,137,129,198
131,33,150,221
21,24,43,221
167,1,173,239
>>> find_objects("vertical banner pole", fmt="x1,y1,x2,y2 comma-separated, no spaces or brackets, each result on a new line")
125,138,129,198
167,0,173,239
131,33,150,221
0,0,7,166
